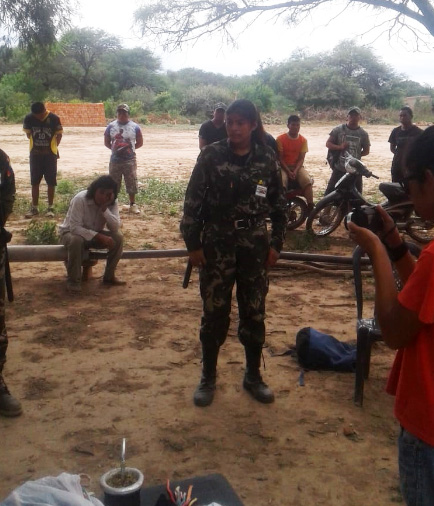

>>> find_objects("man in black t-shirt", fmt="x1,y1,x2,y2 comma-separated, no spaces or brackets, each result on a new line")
388,106,423,182
198,103,227,149
23,102,63,218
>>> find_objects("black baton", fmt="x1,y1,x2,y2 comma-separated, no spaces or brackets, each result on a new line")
4,245,13,302
182,259,193,289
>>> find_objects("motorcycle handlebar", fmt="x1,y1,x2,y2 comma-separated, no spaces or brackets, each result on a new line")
343,152,379,179
362,168,379,179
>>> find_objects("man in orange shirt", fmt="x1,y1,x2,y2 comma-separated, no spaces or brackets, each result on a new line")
276,115,314,213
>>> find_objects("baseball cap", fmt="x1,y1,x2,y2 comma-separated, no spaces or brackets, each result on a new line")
214,102,227,111
347,106,361,115
117,103,130,113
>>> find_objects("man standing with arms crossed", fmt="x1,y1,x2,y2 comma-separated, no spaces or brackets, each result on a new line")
388,106,422,183
104,104,143,214
23,102,62,218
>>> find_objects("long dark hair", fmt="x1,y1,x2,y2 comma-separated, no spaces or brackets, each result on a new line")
405,126,434,182
226,99,266,146
86,175,118,200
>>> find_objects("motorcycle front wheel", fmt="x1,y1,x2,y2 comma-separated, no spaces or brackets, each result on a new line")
305,200,345,237
406,212,434,243
285,196,308,230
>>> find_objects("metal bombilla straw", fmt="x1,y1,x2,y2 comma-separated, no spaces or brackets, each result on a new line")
120,437,126,481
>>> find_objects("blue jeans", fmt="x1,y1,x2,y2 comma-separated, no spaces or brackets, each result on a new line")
399,427,434,506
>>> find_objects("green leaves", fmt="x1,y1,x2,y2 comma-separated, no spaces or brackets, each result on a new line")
0,0,75,50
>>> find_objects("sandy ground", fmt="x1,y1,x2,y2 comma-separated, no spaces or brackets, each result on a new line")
0,122,418,505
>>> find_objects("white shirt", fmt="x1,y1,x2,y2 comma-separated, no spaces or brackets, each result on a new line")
58,190,121,241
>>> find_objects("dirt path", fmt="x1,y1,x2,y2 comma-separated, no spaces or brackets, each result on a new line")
0,123,411,505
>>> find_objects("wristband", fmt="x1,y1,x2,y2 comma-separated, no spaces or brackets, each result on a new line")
381,224,397,244
386,241,408,262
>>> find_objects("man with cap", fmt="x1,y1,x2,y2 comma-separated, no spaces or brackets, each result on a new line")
198,103,227,149
104,104,143,214
325,106,370,195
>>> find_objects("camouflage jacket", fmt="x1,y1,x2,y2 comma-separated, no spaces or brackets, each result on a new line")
180,140,286,253
0,149,15,227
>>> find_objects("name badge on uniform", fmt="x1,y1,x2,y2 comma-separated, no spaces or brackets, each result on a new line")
255,184,267,198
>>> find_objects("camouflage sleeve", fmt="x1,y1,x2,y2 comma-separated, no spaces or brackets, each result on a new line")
180,151,210,252
0,151,16,225
267,157,286,253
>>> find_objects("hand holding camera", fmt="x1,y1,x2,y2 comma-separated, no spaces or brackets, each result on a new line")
344,205,385,233
346,205,403,257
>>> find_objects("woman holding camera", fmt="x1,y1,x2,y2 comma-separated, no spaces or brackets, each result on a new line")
348,126,434,506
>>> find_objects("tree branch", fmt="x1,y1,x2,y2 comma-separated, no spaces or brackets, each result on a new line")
134,0,434,49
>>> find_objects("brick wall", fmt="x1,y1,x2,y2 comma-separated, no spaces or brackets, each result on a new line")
45,103,106,127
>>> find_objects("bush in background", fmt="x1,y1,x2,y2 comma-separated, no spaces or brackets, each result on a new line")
25,221,59,245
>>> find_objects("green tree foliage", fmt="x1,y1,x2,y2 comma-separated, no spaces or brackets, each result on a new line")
181,84,233,116
257,40,401,109
328,41,397,106
0,27,167,119
397,79,433,97
54,28,121,100
102,48,165,94
0,82,29,121
153,91,178,113
0,0,74,49
0,30,431,123
0,45,13,78
235,80,274,112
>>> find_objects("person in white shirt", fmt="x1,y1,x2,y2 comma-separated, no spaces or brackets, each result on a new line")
59,175,124,293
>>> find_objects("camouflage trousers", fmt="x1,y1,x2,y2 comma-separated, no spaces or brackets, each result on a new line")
199,222,269,349
109,158,138,195
0,244,8,374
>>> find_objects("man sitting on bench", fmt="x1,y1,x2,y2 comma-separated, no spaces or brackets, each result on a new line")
58,175,125,293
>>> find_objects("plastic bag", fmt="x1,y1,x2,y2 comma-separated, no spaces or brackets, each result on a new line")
1,472,104,506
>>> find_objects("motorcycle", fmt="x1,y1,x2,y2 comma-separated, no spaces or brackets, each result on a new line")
305,152,434,243
285,183,309,230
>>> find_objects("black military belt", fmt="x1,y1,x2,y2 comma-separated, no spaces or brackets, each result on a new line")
207,217,266,230
234,218,256,230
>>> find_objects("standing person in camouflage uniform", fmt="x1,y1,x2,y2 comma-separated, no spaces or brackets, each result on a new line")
0,149,22,417
181,99,287,407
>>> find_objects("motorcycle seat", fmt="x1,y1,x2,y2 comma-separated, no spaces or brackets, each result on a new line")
379,182,408,203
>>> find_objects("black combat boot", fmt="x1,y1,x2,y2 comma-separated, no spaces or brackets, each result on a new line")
243,346,274,404
193,343,219,407
0,374,22,417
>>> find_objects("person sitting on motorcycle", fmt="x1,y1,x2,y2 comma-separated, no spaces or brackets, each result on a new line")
325,106,370,195
276,115,314,214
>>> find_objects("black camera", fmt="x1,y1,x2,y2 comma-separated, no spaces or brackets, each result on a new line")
344,205,384,233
